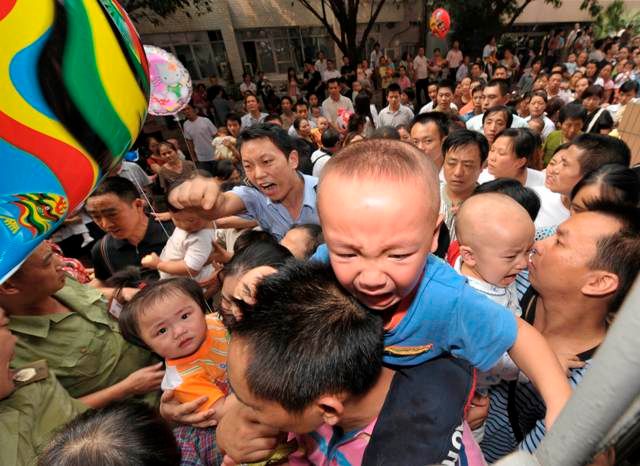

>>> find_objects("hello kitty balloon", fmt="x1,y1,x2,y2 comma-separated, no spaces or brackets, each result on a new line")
144,45,192,116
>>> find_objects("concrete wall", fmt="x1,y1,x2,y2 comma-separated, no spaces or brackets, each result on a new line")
515,0,640,24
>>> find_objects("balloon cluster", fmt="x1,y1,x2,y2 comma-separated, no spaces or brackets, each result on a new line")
0,0,150,282
429,8,451,39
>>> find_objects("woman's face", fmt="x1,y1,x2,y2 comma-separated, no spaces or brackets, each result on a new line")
528,95,546,118
148,138,160,155
577,52,588,65
483,112,508,144
158,143,179,163
487,136,525,178
298,119,311,137
460,78,471,96
575,78,590,98
583,95,601,113
599,64,612,79
309,95,319,107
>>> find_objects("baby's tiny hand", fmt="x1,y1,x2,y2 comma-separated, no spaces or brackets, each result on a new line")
556,352,585,375
141,253,160,269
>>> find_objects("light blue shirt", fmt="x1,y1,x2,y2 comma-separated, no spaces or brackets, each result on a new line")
311,245,518,370
232,174,319,240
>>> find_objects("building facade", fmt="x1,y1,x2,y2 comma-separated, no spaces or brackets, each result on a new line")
134,0,635,85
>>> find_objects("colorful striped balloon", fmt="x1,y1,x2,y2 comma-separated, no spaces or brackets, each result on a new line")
0,0,150,282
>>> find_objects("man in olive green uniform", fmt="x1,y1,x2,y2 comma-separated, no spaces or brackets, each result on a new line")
0,310,87,466
0,242,163,408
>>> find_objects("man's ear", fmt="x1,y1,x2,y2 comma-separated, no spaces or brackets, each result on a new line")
459,245,477,267
316,395,345,427
288,150,299,171
581,270,619,298
133,198,146,210
0,279,22,298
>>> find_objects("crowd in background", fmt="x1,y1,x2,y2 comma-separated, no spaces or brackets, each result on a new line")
2,21,640,466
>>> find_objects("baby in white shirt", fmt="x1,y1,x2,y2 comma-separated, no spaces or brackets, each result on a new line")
142,207,215,283
454,193,536,390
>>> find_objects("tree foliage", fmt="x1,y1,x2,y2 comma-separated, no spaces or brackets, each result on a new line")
591,0,640,39
120,0,213,23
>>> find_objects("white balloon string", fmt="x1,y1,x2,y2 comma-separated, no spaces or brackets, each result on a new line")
173,113,198,164
130,171,216,314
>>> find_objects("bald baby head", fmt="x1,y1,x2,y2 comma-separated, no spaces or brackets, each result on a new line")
456,193,535,287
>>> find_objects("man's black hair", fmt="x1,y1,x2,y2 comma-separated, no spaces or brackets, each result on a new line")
570,133,631,176
583,199,640,314
387,82,401,94
231,261,384,412
486,78,509,97
370,126,401,140
482,105,514,127
409,111,450,139
327,77,340,87
237,123,295,160
38,401,180,466
620,80,639,94
226,112,241,125
437,79,455,92
495,127,538,163
582,84,605,100
89,176,139,203
321,128,340,148
442,129,490,164
294,101,309,111
559,103,587,123
473,178,541,221
264,114,283,125
280,95,293,105
571,163,640,207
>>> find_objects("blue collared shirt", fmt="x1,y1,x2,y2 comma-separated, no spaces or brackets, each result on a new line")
232,174,319,240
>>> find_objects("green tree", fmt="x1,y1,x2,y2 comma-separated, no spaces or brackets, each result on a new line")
120,0,213,23
590,0,640,39
438,0,602,56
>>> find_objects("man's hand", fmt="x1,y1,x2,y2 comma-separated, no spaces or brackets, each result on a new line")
159,390,218,428
124,363,164,396
168,176,221,211
466,392,490,430
216,394,279,463
232,266,278,306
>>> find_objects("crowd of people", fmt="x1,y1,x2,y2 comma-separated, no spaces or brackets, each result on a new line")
2,22,640,466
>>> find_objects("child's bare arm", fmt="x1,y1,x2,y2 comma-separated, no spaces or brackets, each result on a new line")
508,318,573,429
141,253,199,277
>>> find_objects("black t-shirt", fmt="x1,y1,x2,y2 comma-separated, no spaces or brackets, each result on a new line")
303,70,322,93
363,356,474,465
91,218,174,281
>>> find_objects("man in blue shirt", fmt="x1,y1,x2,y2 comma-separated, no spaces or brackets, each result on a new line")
169,124,319,240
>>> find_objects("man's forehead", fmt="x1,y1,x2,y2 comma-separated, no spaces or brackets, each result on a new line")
562,212,621,241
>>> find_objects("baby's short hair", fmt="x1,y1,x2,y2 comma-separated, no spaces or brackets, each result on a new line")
319,139,440,217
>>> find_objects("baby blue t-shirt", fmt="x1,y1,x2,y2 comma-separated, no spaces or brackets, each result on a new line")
311,245,518,371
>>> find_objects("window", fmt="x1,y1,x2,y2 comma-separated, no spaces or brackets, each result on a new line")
142,30,231,81
237,26,334,75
